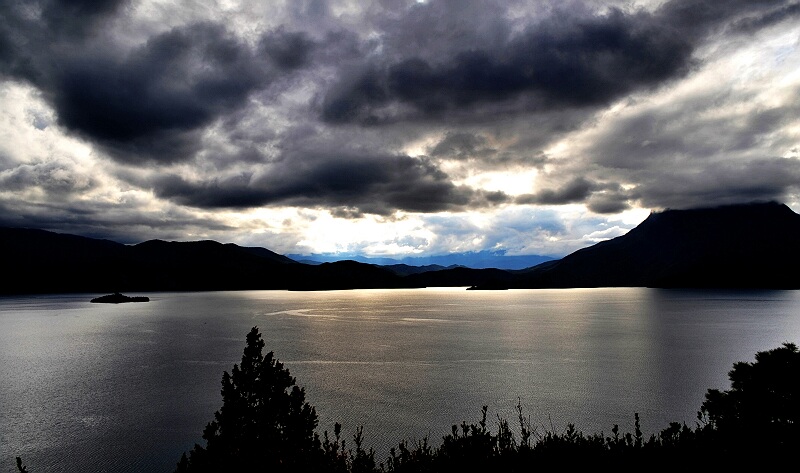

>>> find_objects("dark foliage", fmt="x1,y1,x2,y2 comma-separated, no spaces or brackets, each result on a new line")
176,326,381,473
176,327,323,472
176,332,800,472
698,342,800,453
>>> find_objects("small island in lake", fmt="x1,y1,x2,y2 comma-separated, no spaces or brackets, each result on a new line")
90,293,150,303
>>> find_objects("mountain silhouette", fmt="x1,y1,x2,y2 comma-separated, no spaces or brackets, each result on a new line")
0,228,414,294
485,201,800,289
288,260,414,291
4,201,799,294
403,266,516,288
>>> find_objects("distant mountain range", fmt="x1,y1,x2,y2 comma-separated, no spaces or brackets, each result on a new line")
286,252,555,270
3,201,799,294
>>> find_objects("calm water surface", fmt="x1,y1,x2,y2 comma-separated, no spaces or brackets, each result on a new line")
2,288,800,472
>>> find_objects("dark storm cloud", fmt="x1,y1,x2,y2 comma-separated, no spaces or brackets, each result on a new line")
657,0,796,35
259,29,315,70
48,22,275,162
429,132,493,160
49,22,310,164
0,0,128,79
570,72,800,211
427,130,551,169
0,1,317,164
2,0,798,227
513,177,632,214
321,0,800,126
40,0,130,39
586,189,632,214
151,152,508,215
630,158,800,210
321,5,696,124
516,177,597,206
61,25,259,141
0,197,235,244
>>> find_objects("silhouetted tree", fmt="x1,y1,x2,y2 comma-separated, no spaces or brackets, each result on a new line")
176,327,322,472
699,342,800,453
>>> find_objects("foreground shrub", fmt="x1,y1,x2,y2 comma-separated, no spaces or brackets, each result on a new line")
177,330,800,472
698,342,800,453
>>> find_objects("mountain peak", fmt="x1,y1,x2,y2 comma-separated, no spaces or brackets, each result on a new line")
511,201,800,289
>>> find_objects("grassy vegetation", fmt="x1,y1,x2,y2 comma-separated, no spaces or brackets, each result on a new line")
173,327,800,471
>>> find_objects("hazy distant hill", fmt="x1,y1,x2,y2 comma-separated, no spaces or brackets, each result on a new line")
382,264,453,276
485,201,800,289
286,251,555,270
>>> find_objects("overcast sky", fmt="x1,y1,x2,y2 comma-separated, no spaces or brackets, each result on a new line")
1,0,799,257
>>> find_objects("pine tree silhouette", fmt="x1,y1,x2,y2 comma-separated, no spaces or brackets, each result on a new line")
176,327,321,472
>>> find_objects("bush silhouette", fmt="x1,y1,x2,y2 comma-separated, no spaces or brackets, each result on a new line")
175,332,800,472
699,342,800,452
176,326,322,472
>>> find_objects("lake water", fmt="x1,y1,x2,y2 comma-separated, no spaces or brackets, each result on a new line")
2,288,800,472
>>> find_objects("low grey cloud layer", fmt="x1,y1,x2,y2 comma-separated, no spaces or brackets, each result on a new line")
151,151,507,215
322,5,695,124
1,0,799,256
